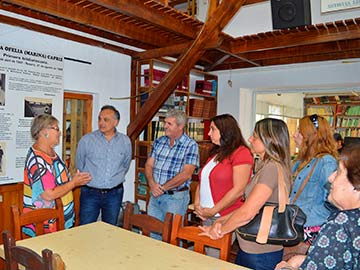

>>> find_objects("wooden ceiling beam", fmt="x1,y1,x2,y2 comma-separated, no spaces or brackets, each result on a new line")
228,39,360,62
127,0,248,141
230,19,360,53
214,50,360,70
133,36,222,60
244,0,268,5
133,43,191,60
89,0,198,38
0,14,136,56
168,0,268,6
204,54,231,71
2,0,177,47
261,50,360,66
0,3,154,50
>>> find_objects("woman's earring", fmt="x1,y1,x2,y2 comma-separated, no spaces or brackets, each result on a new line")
45,133,49,138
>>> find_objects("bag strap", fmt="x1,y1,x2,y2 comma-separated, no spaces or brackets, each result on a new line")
291,159,319,204
277,164,288,213
256,205,276,244
255,164,288,244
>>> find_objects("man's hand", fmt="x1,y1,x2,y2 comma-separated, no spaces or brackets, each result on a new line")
149,181,164,197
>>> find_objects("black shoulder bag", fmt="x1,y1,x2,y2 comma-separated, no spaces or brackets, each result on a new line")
236,164,307,246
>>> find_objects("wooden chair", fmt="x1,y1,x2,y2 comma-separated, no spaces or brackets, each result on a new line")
123,203,173,243
170,214,232,261
184,180,201,226
12,198,65,240
2,230,65,270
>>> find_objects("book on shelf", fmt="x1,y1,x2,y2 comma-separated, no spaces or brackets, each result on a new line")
307,106,334,115
151,120,166,141
195,80,213,96
174,95,187,112
187,121,205,141
345,105,360,116
137,184,147,196
144,69,188,90
138,172,147,184
189,98,204,117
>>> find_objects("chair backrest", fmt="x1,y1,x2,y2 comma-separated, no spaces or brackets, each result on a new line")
122,203,173,243
170,214,232,261
12,198,65,240
2,230,54,270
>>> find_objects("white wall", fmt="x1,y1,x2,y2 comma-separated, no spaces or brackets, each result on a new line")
0,18,135,202
216,60,360,136
198,1,360,137
198,0,360,37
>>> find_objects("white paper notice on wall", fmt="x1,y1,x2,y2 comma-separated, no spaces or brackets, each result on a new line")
0,44,64,185
321,0,360,13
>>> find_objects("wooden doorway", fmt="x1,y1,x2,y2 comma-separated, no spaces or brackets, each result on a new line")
63,92,93,225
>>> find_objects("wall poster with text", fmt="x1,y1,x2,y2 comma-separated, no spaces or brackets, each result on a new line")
0,44,63,185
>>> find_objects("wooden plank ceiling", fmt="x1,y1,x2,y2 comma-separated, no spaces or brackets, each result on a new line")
1,0,359,71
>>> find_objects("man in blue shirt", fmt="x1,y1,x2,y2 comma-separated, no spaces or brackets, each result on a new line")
145,109,199,233
76,105,132,225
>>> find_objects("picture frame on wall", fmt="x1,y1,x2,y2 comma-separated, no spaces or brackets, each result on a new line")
321,0,360,13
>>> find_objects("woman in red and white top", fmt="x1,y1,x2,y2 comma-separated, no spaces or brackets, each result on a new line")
194,114,253,226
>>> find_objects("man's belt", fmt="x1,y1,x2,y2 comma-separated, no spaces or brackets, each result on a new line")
85,182,123,193
163,186,189,195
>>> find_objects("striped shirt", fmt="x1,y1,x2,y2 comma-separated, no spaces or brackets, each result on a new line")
150,133,199,188
23,147,74,237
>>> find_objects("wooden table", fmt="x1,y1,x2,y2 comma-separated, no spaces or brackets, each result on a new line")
0,221,248,270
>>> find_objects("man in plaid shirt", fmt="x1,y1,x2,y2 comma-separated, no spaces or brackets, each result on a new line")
145,109,199,237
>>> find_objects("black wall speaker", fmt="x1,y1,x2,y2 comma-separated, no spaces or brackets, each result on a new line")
271,0,311,30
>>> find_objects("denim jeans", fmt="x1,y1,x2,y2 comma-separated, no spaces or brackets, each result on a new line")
147,190,190,240
79,185,124,226
235,248,283,270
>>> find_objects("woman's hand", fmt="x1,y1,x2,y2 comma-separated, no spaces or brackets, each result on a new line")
275,255,305,270
41,170,91,201
72,170,91,187
275,261,296,270
194,205,215,220
199,222,224,240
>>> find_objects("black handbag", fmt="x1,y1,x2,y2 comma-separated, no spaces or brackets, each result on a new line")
237,164,306,246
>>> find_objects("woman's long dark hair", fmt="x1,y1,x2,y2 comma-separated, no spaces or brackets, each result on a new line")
209,114,249,162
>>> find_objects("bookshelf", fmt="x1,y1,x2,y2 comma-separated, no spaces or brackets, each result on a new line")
305,104,335,126
133,59,217,210
304,96,360,139
335,104,360,137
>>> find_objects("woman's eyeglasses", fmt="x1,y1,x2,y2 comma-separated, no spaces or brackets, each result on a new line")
48,126,60,131
309,114,319,129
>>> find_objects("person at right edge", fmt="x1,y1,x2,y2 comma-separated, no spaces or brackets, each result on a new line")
286,114,338,259
276,143,360,270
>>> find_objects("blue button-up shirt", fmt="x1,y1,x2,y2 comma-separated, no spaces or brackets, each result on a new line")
150,133,199,188
76,129,132,189
291,155,338,227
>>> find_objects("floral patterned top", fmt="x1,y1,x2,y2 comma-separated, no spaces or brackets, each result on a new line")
300,208,360,270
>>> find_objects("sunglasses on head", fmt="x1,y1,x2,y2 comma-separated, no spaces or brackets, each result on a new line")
309,114,319,129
